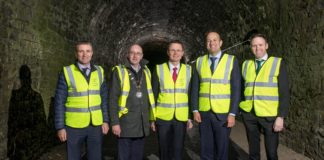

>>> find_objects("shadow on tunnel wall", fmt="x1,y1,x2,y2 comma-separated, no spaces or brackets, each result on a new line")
7,65,57,160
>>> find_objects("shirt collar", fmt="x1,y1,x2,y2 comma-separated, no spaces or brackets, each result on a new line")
256,53,268,61
168,62,180,70
77,62,91,70
131,64,141,73
209,51,222,59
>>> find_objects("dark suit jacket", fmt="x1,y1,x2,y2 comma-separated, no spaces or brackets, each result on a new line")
190,53,241,121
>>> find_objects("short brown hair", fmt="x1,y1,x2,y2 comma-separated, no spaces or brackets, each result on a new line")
168,40,184,51
250,33,268,43
127,43,143,55
204,30,222,40
75,41,92,52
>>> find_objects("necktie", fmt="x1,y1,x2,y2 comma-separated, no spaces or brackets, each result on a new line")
256,60,264,75
172,67,177,82
82,68,88,76
210,57,217,74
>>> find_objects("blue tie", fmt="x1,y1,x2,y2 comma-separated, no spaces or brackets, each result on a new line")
210,57,217,73
82,68,88,76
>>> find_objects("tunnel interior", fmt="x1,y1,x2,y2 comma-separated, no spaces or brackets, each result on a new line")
0,0,323,159
142,41,169,71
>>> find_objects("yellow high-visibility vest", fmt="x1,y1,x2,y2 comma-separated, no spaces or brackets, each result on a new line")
63,64,104,128
156,63,191,121
240,57,281,117
196,54,234,113
114,65,156,120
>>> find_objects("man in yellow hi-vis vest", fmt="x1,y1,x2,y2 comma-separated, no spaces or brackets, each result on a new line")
54,41,109,160
109,44,156,160
191,31,241,160
151,40,193,160
240,33,289,160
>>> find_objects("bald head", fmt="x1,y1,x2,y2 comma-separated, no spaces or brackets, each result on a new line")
206,32,223,55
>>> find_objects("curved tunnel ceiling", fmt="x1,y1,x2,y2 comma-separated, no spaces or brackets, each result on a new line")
88,0,234,68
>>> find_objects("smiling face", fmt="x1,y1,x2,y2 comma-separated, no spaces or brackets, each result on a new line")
127,44,143,66
75,43,93,65
250,36,268,59
167,43,184,64
206,32,223,55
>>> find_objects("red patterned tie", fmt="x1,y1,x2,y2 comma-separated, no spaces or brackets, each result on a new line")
172,67,177,82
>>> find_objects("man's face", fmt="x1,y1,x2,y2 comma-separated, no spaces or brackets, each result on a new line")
75,44,93,65
206,32,223,54
167,43,184,63
128,45,143,66
250,37,268,59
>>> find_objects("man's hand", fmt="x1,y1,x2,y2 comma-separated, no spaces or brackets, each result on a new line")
273,117,284,132
187,120,193,130
57,129,67,142
193,112,201,123
227,115,235,128
112,125,121,137
102,122,109,135
150,122,156,132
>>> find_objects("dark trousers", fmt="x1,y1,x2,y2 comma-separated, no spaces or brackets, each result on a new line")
199,111,230,160
118,137,145,160
66,125,103,160
241,111,279,160
156,118,186,160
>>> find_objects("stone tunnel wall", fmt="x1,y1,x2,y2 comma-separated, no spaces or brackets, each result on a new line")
219,0,324,159
0,0,109,159
0,0,323,159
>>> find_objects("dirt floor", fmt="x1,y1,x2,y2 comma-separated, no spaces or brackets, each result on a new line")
40,121,310,160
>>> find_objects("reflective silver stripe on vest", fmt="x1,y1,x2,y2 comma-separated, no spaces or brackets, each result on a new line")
68,90,100,97
199,93,231,99
245,82,278,87
119,65,125,87
158,65,165,89
211,79,230,84
269,57,279,83
157,102,188,108
66,105,101,112
94,65,103,85
144,67,151,79
197,56,204,75
186,65,191,91
121,91,129,96
161,89,187,93
243,61,249,79
147,89,153,94
144,67,156,109
66,66,77,93
198,55,232,84
244,57,279,87
66,66,101,97
224,55,233,84
245,95,279,101
200,78,230,84
119,106,126,111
